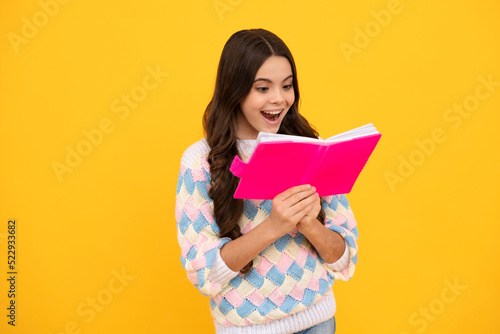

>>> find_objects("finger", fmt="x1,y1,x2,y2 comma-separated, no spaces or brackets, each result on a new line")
275,184,313,202
311,193,321,205
292,198,318,222
301,204,317,218
304,194,321,212
285,188,317,207
299,193,320,212
288,193,318,216
280,185,316,203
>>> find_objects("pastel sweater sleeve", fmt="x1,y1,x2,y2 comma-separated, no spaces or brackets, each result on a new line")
175,157,239,297
321,194,359,281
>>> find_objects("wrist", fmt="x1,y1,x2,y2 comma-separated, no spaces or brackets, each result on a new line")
298,217,322,237
220,218,278,272
261,217,281,242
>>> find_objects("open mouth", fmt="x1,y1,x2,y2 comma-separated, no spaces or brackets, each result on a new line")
260,109,282,122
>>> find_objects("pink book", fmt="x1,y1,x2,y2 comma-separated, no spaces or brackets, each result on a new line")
230,123,381,199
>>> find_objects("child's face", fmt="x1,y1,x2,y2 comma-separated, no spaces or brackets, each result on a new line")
236,56,295,139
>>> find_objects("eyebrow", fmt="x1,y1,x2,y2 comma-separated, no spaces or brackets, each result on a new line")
254,74,293,83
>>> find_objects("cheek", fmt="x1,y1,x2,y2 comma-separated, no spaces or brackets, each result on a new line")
240,96,254,115
286,90,295,104
242,92,264,110
253,94,269,109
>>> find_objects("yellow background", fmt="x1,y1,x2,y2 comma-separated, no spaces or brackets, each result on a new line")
1,0,499,333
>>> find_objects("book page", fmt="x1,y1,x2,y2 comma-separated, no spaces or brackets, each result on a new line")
325,123,379,142
256,123,379,144
256,132,321,144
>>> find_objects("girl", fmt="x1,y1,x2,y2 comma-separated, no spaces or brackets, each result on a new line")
175,29,358,333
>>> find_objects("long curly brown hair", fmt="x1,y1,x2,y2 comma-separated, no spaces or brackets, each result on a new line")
203,29,326,274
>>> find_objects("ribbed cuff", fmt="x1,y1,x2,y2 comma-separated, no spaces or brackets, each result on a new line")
325,240,349,271
206,248,240,287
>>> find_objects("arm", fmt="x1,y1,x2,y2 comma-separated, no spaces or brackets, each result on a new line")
297,193,358,281
219,219,277,272
297,214,346,263
220,184,318,272
176,162,239,296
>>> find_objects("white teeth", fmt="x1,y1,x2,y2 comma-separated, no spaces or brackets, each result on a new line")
262,110,282,115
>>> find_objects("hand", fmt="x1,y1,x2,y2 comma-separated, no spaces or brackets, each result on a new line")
265,184,318,239
296,192,321,235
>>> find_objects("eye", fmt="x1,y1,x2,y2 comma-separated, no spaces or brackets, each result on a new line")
283,84,293,90
256,87,269,92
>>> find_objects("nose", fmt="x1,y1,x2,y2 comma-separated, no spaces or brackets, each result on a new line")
271,88,285,104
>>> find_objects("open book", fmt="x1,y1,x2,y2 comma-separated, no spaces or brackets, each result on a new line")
230,123,381,199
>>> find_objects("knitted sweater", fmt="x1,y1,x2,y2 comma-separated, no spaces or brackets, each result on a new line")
175,138,359,334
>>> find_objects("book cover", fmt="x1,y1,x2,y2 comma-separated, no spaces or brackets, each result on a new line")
230,124,381,199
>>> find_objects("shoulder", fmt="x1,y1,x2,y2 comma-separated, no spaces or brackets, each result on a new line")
180,138,210,171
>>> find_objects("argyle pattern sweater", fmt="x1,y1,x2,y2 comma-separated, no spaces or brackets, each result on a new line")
175,138,359,333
